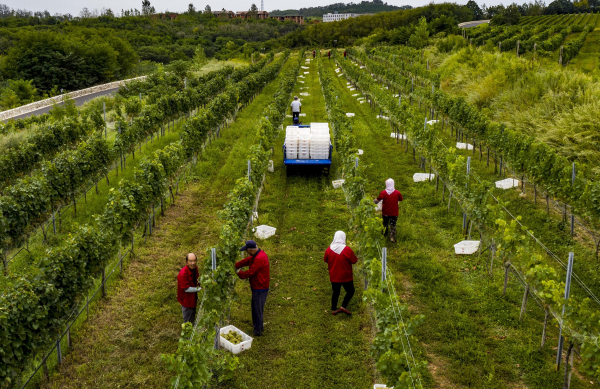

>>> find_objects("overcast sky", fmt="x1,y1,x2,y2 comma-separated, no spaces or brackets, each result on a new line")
2,0,505,17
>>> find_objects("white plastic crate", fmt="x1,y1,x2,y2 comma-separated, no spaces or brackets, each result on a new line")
349,87,356,91
299,113,306,117
300,92,310,96
346,113,355,117
304,71,309,74
352,93,359,97
456,142,474,150
338,74,343,77
357,97,365,101
495,178,519,189
254,225,276,240
301,66,309,69
219,325,253,354
427,120,439,125
299,81,305,83
347,85,353,89
311,154,329,159
377,115,389,120
286,152,298,159
413,173,435,182
376,201,382,211
454,240,481,255
358,149,363,155
360,100,366,103
390,133,406,139
268,160,274,172
332,179,345,189
374,385,393,389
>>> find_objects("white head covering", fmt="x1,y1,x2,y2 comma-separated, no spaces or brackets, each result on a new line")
329,231,346,255
385,178,395,195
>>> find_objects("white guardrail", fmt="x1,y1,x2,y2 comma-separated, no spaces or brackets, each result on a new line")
0,76,147,121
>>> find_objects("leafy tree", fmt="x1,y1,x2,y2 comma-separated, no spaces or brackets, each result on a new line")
3,79,37,104
187,3,196,14
165,60,191,81
141,0,155,16
192,46,208,69
545,0,575,13
204,4,212,14
491,3,521,24
407,16,429,49
466,0,484,19
249,3,258,18
0,88,18,109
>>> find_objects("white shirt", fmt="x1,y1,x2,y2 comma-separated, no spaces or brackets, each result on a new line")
291,100,301,112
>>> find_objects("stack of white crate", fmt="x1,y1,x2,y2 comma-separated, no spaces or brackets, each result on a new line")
310,123,330,159
297,127,311,159
285,126,299,159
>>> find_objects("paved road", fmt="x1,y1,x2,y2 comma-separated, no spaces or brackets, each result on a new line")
8,86,122,121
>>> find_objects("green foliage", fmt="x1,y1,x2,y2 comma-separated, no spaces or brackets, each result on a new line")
0,30,137,93
162,50,301,387
339,47,600,383
318,51,428,387
408,17,430,49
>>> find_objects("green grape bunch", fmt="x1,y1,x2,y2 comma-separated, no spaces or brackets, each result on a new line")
221,331,244,345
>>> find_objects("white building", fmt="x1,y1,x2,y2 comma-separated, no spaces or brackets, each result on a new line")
323,13,360,22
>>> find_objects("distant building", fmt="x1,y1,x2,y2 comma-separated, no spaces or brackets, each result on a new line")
213,10,303,24
269,15,304,24
236,10,269,19
212,10,235,18
323,13,362,22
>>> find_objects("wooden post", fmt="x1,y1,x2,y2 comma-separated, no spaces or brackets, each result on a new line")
101,268,106,297
503,262,510,295
520,284,530,320
541,308,549,349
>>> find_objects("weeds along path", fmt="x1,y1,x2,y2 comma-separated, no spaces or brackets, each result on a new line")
39,57,296,389
323,58,596,389
224,56,375,389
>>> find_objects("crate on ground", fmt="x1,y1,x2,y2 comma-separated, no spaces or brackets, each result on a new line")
390,133,406,139
373,385,393,389
219,325,253,354
332,179,345,189
254,225,276,240
358,149,363,155
346,113,355,117
456,142,474,150
495,178,519,189
454,240,481,255
413,173,435,182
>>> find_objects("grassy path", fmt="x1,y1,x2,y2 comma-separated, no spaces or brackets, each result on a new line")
224,56,375,388
39,57,296,389
324,57,595,388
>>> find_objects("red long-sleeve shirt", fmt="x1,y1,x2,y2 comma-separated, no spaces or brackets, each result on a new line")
235,250,270,290
177,265,199,309
377,189,403,217
324,246,358,283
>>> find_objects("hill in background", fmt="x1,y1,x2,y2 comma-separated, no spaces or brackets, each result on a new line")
270,0,411,17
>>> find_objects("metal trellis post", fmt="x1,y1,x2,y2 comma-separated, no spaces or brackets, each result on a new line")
556,252,574,369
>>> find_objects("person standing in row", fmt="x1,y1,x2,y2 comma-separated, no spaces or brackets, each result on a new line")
312,49,316,59
290,96,302,122
177,253,201,324
324,231,357,315
374,178,403,243
236,240,270,336
343,50,347,59
328,51,331,60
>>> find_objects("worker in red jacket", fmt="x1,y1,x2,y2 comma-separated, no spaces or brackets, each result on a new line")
324,231,358,315
312,49,316,58
374,178,403,243
177,253,201,324
235,240,270,336
328,51,331,60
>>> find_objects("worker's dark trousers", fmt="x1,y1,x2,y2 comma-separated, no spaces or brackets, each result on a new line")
251,289,269,335
181,306,196,324
383,215,398,241
292,112,300,120
331,281,355,311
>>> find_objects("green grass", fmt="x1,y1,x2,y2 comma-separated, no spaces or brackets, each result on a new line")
328,57,597,388
223,55,376,389
29,57,297,389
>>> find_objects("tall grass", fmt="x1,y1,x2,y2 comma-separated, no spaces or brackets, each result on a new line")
434,46,600,174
